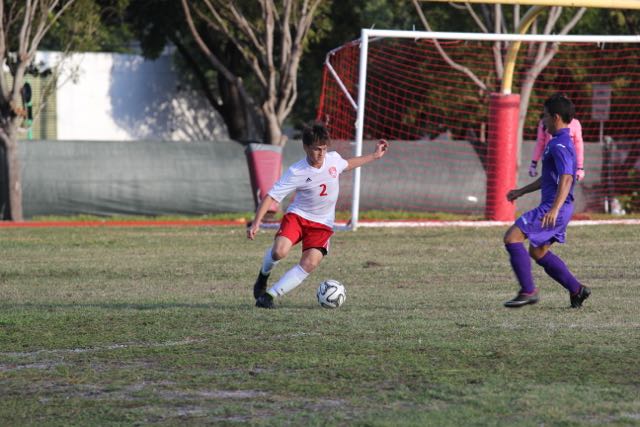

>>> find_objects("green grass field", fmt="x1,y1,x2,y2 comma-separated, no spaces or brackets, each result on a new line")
1,224,639,426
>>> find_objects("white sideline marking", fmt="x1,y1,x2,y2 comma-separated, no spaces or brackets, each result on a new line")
349,220,510,228
567,219,640,226
337,219,640,229
262,219,640,230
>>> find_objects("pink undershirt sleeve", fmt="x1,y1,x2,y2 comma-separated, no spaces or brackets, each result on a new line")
531,120,548,162
570,119,584,169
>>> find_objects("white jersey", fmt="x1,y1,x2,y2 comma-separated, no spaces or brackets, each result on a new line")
268,151,349,228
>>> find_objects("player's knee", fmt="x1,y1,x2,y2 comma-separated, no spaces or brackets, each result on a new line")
299,259,320,273
503,225,524,245
503,231,517,245
502,233,511,245
271,247,289,260
529,246,546,261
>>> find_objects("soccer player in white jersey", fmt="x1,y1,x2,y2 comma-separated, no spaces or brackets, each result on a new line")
247,121,388,309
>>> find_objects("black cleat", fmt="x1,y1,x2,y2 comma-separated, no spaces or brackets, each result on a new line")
570,286,591,308
253,271,270,299
504,290,540,308
255,293,275,309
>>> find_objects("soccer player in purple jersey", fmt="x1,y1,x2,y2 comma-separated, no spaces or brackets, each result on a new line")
503,94,591,308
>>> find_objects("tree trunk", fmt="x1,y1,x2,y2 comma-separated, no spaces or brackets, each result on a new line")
4,137,23,221
263,111,286,146
218,74,254,142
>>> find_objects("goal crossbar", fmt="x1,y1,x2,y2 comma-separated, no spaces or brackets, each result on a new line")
360,29,640,43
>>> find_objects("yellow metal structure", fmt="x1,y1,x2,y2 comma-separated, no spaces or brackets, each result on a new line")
423,0,640,8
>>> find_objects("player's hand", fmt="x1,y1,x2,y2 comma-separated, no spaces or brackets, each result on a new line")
374,139,388,159
576,168,585,181
541,208,559,229
528,161,538,177
247,221,260,240
506,189,521,202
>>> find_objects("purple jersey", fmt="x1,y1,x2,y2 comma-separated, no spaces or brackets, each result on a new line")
540,128,576,206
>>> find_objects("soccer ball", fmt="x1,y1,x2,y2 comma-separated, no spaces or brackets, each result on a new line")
317,279,346,309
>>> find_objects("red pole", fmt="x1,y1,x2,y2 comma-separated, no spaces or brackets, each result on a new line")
316,65,329,122
485,93,520,221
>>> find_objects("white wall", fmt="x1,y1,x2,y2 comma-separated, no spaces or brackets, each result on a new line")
36,51,228,141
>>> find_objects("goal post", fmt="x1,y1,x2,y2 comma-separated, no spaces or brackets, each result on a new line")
319,29,640,229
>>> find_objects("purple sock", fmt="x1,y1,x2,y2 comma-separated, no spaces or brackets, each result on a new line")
536,251,581,294
505,243,536,294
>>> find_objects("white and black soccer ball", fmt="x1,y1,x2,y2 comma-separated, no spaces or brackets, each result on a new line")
317,279,346,309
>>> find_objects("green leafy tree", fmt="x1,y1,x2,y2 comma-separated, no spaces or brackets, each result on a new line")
41,0,132,52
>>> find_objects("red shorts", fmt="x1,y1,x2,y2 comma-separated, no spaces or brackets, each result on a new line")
276,213,333,254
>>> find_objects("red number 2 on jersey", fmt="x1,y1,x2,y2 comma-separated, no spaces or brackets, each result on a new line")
319,184,328,196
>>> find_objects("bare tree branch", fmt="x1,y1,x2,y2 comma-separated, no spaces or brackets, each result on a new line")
279,0,293,71
183,3,234,83
0,1,7,100
466,3,488,33
544,7,562,34
559,7,587,35
181,0,322,145
29,0,76,56
225,1,266,58
263,0,277,114
412,0,488,91
182,1,265,141
194,1,267,89
17,0,35,61
525,7,587,89
499,5,508,33
277,0,321,121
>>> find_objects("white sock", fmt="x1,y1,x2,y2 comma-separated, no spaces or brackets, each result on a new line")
268,264,309,297
261,247,279,275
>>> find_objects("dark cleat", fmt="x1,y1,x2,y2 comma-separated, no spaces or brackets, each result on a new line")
255,293,275,309
253,271,270,299
570,286,591,308
504,290,539,308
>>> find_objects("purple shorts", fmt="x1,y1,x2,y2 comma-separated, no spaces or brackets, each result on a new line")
515,203,574,248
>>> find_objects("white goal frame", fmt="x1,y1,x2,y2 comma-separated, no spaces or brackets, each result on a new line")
325,29,640,230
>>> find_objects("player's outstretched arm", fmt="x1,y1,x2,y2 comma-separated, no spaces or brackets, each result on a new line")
247,194,276,240
345,139,388,171
506,177,542,202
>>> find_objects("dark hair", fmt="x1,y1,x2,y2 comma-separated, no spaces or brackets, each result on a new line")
302,121,330,146
544,93,575,124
